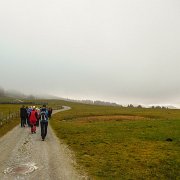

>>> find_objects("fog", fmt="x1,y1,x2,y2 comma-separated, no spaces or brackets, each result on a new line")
0,0,180,107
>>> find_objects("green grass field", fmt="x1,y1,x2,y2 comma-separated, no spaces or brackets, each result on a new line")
50,102,180,179
0,117,20,138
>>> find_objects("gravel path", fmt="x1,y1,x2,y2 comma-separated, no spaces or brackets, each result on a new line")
0,106,87,180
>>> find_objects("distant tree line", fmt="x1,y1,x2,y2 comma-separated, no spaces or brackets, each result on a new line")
127,104,169,109
66,99,120,106
66,98,171,109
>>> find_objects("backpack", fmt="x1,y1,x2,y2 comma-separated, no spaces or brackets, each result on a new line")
40,111,47,121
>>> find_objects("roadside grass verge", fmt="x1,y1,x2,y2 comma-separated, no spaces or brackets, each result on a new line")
0,104,22,138
0,118,19,138
51,103,180,179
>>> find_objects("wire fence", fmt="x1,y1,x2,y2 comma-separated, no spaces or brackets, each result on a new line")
0,110,19,126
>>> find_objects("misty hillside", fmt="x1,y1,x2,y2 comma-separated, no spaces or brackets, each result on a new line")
0,87,178,109
0,87,60,100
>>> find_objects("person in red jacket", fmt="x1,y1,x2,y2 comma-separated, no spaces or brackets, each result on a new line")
29,106,38,134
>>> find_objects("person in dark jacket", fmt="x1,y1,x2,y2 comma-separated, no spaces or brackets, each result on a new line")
48,107,53,119
40,105,49,141
20,105,28,127
26,106,30,127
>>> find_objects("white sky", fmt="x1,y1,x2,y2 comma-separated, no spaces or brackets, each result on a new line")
0,0,180,106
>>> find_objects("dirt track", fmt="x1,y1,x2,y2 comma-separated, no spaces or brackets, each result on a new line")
0,106,87,180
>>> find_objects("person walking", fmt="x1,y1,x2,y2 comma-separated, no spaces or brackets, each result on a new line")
25,106,30,127
48,107,53,119
20,105,28,127
40,105,49,141
36,107,40,127
27,106,33,127
29,106,38,133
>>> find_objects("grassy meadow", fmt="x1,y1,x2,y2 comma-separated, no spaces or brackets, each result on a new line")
50,102,180,179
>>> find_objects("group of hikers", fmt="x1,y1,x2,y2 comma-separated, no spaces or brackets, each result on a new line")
20,104,53,141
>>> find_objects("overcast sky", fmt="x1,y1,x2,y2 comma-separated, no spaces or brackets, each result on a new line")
0,0,180,107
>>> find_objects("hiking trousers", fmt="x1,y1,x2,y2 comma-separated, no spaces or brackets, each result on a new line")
40,121,48,140
21,117,26,127
30,123,36,133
